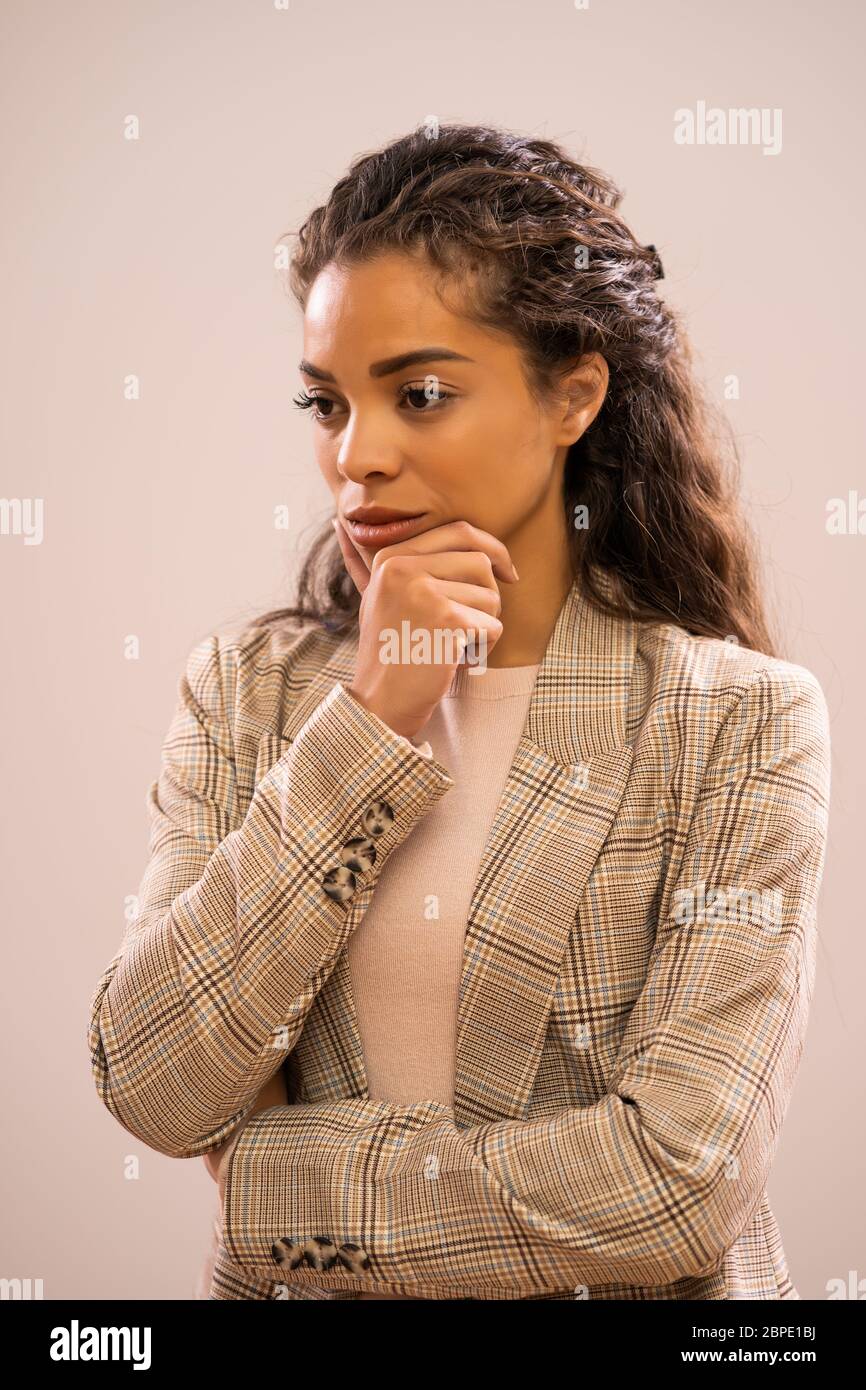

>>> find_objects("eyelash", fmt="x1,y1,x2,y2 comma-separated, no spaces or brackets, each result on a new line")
292,382,456,422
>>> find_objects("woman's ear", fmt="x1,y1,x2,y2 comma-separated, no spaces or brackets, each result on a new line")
555,352,609,446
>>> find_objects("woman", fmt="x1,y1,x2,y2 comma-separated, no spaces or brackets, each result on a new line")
89,123,831,1301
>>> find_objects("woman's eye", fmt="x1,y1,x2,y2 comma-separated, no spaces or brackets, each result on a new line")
399,382,454,412
292,389,339,421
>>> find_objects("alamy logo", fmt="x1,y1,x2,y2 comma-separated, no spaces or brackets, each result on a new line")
377,621,488,672
49,1320,152,1369
0,1277,43,1299
672,879,783,932
0,497,43,544
673,101,782,155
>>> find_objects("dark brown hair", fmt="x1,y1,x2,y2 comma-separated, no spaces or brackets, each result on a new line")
256,122,777,656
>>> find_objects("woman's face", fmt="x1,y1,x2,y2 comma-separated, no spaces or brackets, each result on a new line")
297,248,606,569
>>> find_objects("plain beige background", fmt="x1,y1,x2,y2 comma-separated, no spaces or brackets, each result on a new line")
1,0,862,1300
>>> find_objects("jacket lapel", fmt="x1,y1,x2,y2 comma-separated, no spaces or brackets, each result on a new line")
451,573,636,1126
277,573,637,1128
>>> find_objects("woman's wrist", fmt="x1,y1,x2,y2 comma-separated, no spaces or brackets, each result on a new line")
346,684,421,742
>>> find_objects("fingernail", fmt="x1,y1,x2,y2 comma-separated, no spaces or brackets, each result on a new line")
331,518,339,532
511,562,519,580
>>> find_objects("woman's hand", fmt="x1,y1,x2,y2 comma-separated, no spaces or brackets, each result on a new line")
333,515,518,742
203,1066,289,1202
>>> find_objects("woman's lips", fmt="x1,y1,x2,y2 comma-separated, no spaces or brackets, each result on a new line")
344,513,429,547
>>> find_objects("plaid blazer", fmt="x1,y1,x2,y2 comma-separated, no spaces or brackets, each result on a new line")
88,573,831,1300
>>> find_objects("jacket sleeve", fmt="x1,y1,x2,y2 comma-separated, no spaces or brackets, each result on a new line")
220,664,831,1293
87,632,455,1159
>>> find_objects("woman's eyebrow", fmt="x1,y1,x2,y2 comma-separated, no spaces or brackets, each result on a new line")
297,347,476,382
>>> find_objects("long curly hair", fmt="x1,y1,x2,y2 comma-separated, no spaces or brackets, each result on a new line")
255,121,777,656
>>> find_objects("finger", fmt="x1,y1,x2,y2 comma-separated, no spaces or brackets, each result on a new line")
369,520,518,586
443,600,504,664
428,579,502,617
332,516,371,594
376,550,504,593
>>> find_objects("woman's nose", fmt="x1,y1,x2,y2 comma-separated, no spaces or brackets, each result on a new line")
337,446,404,484
335,409,405,483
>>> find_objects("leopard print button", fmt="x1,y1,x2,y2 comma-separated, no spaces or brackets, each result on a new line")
321,865,357,903
361,800,395,837
339,837,377,873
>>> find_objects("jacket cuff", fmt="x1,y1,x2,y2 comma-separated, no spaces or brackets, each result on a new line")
273,680,452,846
334,684,433,761
221,1098,453,1282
